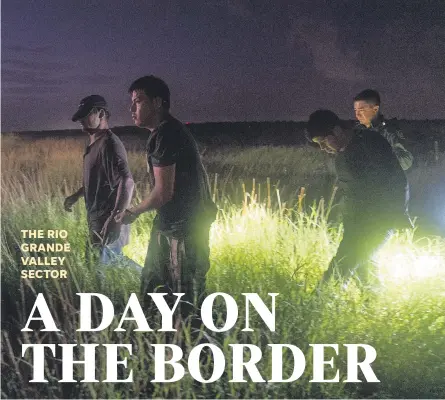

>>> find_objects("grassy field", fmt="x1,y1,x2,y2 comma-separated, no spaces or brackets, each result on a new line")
1,134,445,399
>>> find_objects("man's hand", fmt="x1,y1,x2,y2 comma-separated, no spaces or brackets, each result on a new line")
64,194,78,212
64,187,84,211
115,209,138,225
100,214,121,245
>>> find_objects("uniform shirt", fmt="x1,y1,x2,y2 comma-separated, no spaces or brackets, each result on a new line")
355,114,413,171
83,130,132,233
145,115,215,233
335,129,409,227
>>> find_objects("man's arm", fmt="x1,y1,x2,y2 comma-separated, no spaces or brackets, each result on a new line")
116,123,178,224
380,125,413,171
101,137,134,242
131,165,175,214
111,177,134,216
102,137,135,216
392,143,413,171
101,176,134,243
115,165,175,224
64,187,84,211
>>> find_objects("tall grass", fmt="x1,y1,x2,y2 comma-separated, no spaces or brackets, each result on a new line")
1,134,331,204
1,135,445,399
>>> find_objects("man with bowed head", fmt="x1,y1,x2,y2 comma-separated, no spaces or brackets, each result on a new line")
115,76,217,320
65,95,134,263
306,109,409,285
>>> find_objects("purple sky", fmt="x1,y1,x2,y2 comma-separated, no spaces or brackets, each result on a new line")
2,0,445,132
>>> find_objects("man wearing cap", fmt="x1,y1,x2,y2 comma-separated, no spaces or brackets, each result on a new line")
64,95,134,263
306,110,409,286
114,76,217,322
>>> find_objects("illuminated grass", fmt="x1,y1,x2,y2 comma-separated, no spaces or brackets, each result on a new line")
376,231,445,283
1,136,445,399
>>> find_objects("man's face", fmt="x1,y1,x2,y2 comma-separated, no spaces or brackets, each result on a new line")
312,135,339,154
354,100,379,127
130,90,159,128
78,108,101,132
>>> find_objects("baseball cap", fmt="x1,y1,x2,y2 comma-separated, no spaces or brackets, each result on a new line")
72,95,109,122
306,109,340,142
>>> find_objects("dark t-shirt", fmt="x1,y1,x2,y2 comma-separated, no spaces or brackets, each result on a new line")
146,116,215,232
83,130,132,230
335,129,408,226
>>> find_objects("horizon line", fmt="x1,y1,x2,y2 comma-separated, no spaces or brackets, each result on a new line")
3,117,445,135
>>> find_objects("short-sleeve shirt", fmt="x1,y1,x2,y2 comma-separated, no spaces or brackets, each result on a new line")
83,130,132,230
145,115,214,232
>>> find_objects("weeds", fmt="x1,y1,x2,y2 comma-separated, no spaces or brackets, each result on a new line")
1,136,445,398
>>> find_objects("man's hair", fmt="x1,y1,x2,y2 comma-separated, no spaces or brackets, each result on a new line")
354,89,380,106
306,109,340,140
128,75,170,109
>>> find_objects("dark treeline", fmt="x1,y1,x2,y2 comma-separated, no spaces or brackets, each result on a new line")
5,119,445,150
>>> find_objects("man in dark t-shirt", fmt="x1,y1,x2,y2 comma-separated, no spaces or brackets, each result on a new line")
115,76,217,320
306,110,410,286
145,115,213,233
65,95,134,263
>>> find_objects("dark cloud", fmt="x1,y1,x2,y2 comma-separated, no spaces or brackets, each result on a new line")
288,17,367,83
347,18,445,117
2,0,445,131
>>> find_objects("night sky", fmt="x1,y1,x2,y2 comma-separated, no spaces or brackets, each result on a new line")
2,0,445,132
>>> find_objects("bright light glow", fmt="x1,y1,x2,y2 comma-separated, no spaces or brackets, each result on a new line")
124,202,445,292
376,246,444,284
